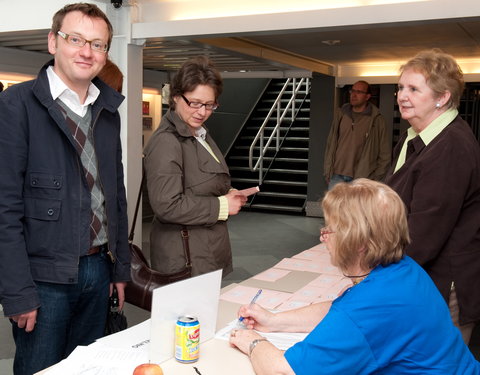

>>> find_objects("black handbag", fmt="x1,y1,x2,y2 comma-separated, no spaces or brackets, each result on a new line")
124,170,192,311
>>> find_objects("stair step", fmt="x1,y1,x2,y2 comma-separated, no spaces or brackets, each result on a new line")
231,177,260,184
235,146,278,151
249,203,304,213
250,117,310,123
230,156,308,163
236,146,308,152
241,136,309,142
229,166,252,172
245,126,309,132
269,168,308,174
262,179,308,187
262,98,307,104
277,147,309,152
275,157,308,163
251,127,309,131
257,191,307,199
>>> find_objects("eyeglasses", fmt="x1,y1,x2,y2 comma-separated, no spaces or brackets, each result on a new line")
181,95,218,111
349,89,368,95
57,31,109,53
320,227,336,241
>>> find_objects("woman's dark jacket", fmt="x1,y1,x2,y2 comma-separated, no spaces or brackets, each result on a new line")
385,115,480,325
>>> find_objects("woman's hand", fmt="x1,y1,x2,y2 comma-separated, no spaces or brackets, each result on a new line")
238,303,275,332
229,328,264,355
230,326,296,375
225,190,247,215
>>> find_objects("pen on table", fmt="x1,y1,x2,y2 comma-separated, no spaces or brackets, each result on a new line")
238,289,262,323
193,366,202,375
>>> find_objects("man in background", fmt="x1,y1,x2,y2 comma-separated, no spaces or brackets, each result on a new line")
0,3,130,374
324,80,391,189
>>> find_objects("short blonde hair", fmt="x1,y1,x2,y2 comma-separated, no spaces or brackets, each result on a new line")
322,179,409,271
399,49,464,109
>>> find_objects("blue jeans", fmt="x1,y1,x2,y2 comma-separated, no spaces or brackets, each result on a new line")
11,252,110,375
328,174,353,190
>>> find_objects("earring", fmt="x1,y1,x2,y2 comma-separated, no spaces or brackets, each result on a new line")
436,103,441,108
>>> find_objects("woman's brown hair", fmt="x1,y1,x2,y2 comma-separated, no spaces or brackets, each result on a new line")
169,56,223,108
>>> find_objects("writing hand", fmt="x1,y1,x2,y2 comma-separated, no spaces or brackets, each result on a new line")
238,303,274,332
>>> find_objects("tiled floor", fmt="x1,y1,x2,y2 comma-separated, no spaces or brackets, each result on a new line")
1,210,479,375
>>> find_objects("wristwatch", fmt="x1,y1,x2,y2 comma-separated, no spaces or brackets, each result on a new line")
249,338,268,356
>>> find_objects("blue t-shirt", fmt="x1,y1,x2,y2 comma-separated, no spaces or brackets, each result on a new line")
284,256,480,374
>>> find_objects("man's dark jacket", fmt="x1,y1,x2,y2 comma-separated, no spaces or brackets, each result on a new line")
0,61,131,317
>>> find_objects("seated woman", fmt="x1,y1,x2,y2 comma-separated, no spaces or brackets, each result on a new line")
229,179,480,374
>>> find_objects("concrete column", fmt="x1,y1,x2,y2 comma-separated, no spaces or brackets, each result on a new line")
305,73,336,217
107,5,144,247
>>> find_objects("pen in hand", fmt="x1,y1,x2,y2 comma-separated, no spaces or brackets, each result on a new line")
238,289,262,323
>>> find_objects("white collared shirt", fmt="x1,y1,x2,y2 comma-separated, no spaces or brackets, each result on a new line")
46,66,100,117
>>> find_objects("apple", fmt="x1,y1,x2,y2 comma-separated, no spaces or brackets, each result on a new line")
133,363,164,375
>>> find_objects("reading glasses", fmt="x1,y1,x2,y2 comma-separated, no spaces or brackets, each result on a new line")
57,31,109,53
181,95,218,111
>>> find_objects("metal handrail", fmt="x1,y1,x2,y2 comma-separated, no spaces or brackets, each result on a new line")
248,78,310,184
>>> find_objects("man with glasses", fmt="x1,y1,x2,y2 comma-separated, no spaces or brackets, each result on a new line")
324,80,390,190
0,4,130,374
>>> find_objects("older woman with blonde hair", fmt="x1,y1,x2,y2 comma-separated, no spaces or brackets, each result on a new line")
229,179,479,374
385,49,480,343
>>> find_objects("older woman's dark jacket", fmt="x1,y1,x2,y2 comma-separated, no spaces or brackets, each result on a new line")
0,61,131,317
385,115,480,325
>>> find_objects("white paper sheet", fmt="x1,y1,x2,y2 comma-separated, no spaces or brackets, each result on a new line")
94,319,151,351
43,346,148,375
215,319,307,351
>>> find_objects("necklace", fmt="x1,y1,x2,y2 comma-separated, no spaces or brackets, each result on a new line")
343,272,370,285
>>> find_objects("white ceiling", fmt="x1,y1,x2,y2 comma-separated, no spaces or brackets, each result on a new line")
0,16,479,76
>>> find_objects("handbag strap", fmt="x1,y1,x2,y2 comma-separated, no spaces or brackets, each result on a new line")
181,228,192,268
129,157,192,268
128,163,144,244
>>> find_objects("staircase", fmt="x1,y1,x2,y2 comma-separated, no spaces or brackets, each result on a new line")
226,78,310,214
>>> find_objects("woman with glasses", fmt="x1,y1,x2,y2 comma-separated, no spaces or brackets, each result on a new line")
229,179,479,374
385,49,480,344
144,56,246,278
